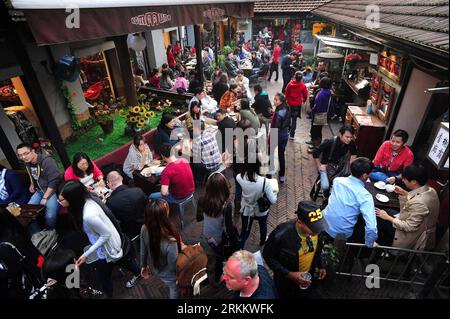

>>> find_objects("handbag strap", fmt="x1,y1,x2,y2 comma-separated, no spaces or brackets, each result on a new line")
326,94,332,114
327,136,338,163
261,178,266,197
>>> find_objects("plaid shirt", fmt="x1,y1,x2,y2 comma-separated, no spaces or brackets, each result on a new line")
192,131,222,171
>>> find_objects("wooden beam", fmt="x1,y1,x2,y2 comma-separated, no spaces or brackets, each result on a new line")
113,35,139,106
0,124,21,169
194,24,204,87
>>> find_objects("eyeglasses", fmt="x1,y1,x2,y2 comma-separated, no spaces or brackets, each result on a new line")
57,198,67,204
17,151,31,158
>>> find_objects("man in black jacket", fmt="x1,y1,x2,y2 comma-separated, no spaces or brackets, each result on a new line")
252,85,273,130
105,171,147,239
280,51,297,93
215,109,237,154
263,201,328,298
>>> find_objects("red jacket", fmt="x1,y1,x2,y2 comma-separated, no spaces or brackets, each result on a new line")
64,161,103,182
273,45,281,64
285,80,308,107
295,43,303,54
373,141,414,173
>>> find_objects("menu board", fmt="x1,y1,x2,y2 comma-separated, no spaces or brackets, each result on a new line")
427,122,449,169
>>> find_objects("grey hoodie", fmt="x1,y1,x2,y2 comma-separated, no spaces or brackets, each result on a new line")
25,152,62,192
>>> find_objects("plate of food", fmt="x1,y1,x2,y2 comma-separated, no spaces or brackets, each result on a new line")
376,194,389,203
149,160,161,166
374,181,386,190
141,166,165,177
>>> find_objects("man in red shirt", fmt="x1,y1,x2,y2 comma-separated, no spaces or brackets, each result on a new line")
268,40,281,82
371,129,414,184
149,143,195,203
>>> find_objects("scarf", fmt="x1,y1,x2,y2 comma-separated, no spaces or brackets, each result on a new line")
0,169,9,200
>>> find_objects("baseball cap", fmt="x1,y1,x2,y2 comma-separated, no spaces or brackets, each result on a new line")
296,201,328,234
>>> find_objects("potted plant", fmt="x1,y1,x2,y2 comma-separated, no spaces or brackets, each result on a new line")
92,103,115,134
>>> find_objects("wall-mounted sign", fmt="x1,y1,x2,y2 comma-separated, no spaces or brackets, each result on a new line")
427,122,449,170
131,11,171,27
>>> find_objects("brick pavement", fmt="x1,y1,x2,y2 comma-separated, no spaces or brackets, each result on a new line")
112,77,341,299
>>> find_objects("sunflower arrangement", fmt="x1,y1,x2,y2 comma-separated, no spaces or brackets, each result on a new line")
119,101,156,133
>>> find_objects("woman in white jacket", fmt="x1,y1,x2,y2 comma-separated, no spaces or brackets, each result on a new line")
58,180,140,298
237,158,278,248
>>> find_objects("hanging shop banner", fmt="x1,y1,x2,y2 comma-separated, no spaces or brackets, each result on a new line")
23,2,254,46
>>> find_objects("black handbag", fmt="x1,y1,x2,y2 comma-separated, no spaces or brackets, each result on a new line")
326,137,352,184
257,178,271,212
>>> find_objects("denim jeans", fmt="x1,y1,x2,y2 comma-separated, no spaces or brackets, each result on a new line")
319,171,330,191
240,214,269,249
278,133,289,178
92,255,140,298
149,192,192,204
160,277,179,299
28,190,59,234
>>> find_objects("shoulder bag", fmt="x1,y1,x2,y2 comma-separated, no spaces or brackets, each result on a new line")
313,95,332,126
257,178,271,212
326,137,352,184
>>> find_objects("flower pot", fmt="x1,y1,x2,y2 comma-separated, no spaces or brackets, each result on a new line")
99,120,114,134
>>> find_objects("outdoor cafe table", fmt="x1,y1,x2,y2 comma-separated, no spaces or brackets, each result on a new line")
133,169,162,196
365,182,400,211
14,204,45,228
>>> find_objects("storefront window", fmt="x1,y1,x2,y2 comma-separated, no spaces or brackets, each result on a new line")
80,51,115,106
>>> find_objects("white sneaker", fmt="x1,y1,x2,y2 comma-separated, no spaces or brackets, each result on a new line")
125,275,140,288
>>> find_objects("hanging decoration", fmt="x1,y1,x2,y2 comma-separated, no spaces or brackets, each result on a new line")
127,33,147,52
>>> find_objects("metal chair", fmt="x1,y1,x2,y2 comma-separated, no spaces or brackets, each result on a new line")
175,194,197,229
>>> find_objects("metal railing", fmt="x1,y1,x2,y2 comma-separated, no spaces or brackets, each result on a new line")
335,242,449,298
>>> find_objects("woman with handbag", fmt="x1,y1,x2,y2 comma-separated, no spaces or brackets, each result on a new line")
58,180,141,298
237,158,278,249
308,77,334,153
197,172,238,284
140,199,181,299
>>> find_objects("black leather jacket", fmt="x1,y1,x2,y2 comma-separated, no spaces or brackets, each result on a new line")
263,220,325,297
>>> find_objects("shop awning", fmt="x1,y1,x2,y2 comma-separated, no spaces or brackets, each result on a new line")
10,0,254,46
315,35,377,52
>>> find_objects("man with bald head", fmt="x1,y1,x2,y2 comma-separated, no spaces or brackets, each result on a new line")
105,171,147,239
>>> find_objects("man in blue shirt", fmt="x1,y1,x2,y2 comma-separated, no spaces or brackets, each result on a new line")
323,157,378,247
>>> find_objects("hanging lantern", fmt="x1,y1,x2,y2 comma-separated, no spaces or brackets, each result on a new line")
127,33,147,52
